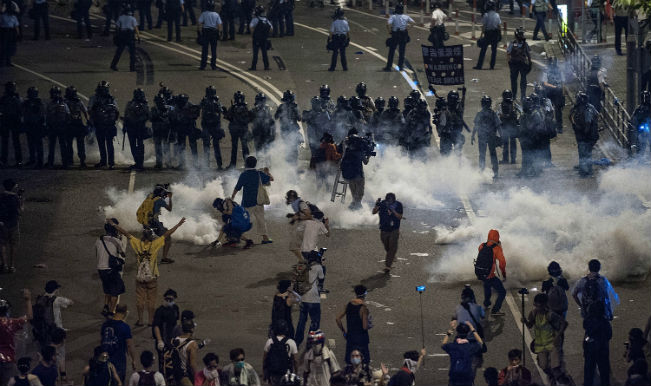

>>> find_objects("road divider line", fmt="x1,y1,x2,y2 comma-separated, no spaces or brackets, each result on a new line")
11,63,90,101
128,170,136,193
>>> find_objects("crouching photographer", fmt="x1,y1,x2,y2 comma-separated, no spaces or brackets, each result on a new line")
339,128,375,210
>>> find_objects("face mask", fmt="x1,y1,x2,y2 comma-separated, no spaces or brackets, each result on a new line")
313,344,323,354
404,358,419,373
235,361,245,369
351,357,361,365
165,300,175,307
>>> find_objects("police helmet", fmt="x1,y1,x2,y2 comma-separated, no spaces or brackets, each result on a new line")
234,91,245,104
435,96,447,110
522,96,533,113
514,27,525,40
485,0,496,11
255,92,266,104
205,0,215,10
502,89,513,102
154,94,166,106
96,80,110,95
205,86,216,97
641,90,651,106
529,92,540,106
355,82,367,97
333,6,344,19
409,89,420,100
282,90,295,103
447,90,459,106
177,93,189,106
403,95,415,108
254,5,265,16
65,86,78,100
349,96,362,109
27,86,38,99
576,91,588,105
480,95,492,109
133,88,146,102
319,84,330,98
590,55,601,70
374,96,385,110
158,83,171,99
395,2,404,14
311,96,321,108
336,95,348,107
388,96,399,109
4,81,16,95
417,99,428,110
50,86,62,99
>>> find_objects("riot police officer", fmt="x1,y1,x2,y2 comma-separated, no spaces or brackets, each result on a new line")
471,95,502,178
403,90,421,118
200,86,226,169
102,0,121,36
172,94,201,169
628,90,651,159
370,96,385,129
238,0,255,34
319,84,336,114
507,27,531,102
166,0,183,42
587,54,605,113
349,96,368,133
89,81,119,169
64,86,89,168
110,5,140,72
439,89,470,156
518,96,544,177
402,99,432,154
249,5,272,71
533,84,556,167
332,96,354,142
328,7,349,71
21,87,46,168
274,90,302,163
498,89,519,164
355,82,376,123
0,81,22,167
151,92,173,168
384,3,414,72
570,91,599,177
124,88,150,170
303,96,331,155
224,91,253,168
220,0,236,40
251,92,276,152
198,0,222,70
45,87,70,169
543,56,565,133
376,96,404,147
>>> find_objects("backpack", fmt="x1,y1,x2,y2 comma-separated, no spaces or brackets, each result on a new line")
12,376,30,386
163,338,193,384
23,99,44,125
547,281,568,314
136,249,155,283
230,205,252,232
298,199,324,220
474,243,496,280
32,295,56,344
98,103,119,126
48,100,69,125
581,276,604,316
265,336,291,376
509,42,527,64
138,370,156,386
534,0,547,13
292,261,316,295
84,362,113,386
202,98,221,127
137,194,160,225
253,18,271,41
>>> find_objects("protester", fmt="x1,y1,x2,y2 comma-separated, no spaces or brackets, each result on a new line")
625,358,650,386
572,259,619,320
152,289,180,372
100,304,137,383
221,348,261,386
83,346,122,386
173,318,201,385
285,190,313,262
263,319,298,386
32,280,73,352
497,349,532,386
31,346,58,386
454,286,485,377
127,350,165,386
625,328,647,364
96,218,126,316
211,197,254,249
582,301,611,386
294,247,326,347
335,349,373,385
387,349,426,386
7,357,43,386
300,330,340,386
476,229,507,316
49,327,69,386
231,156,274,244
193,352,221,386
541,261,569,319
336,285,371,364
0,178,23,273
270,280,299,340
484,367,499,386
0,289,31,386
372,193,403,274
441,321,484,386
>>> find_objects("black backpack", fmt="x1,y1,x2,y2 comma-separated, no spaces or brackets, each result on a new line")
138,370,156,386
253,18,271,41
474,243,496,280
581,276,604,316
265,336,291,376
299,200,324,220
163,338,193,384
32,295,56,345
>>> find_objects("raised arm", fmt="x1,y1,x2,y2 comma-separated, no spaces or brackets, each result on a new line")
107,219,133,239
162,217,186,238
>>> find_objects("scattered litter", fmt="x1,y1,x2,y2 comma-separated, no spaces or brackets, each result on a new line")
471,78,479,82
305,79,312,83
419,231,430,234
464,57,472,61
384,308,392,311
410,253,429,257
33,264,47,269
377,259,386,262
393,85,397,88
355,51,363,54
386,322,395,325
390,274,400,278
239,61,246,64
629,299,634,302
397,257,408,261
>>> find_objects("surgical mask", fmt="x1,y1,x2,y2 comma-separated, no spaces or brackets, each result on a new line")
165,300,175,307
351,357,361,365
235,360,245,369
404,358,419,373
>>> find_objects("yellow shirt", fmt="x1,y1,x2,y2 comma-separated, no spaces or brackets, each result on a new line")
129,236,165,277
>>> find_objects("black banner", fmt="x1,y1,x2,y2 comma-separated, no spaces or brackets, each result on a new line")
422,44,465,86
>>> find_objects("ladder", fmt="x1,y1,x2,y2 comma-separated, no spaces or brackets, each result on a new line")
330,169,348,203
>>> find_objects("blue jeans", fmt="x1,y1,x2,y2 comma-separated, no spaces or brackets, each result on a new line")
482,277,506,312
295,302,321,346
533,11,547,39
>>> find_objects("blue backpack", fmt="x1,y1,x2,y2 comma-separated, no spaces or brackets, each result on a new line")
231,205,252,232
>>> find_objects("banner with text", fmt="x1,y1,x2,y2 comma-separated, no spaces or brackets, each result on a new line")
422,44,465,86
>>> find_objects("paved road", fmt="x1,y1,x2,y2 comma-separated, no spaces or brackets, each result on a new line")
1,2,650,385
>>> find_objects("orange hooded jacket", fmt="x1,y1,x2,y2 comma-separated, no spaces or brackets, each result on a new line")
478,229,506,279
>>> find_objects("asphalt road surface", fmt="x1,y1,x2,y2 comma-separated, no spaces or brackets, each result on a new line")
1,1,650,385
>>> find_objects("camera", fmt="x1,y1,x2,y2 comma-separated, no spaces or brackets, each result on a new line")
518,288,529,295
361,132,377,157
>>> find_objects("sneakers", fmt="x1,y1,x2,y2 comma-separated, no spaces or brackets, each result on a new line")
243,240,254,249
261,239,273,244
160,257,175,264
210,241,222,248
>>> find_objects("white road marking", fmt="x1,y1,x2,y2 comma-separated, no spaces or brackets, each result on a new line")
128,170,136,193
11,63,90,101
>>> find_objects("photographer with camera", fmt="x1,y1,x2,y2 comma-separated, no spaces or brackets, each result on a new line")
0,179,23,274
372,193,403,274
340,128,373,210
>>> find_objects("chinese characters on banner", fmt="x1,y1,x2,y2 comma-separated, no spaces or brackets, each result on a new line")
421,44,465,86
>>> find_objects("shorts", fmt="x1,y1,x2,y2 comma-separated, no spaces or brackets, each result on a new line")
289,223,304,252
149,221,168,237
99,269,126,296
0,225,18,246
136,279,158,309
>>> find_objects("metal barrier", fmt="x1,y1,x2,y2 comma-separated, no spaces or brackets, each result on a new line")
556,17,631,149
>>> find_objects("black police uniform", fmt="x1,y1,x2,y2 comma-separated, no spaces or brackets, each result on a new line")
124,97,150,169
543,65,565,133
377,104,404,146
74,0,93,38
32,0,51,40
46,95,71,168
103,0,121,36
173,99,200,168
269,0,284,37
570,98,599,176
166,0,183,41
200,95,226,169
303,102,332,155
628,98,650,159
65,95,89,167
238,0,255,34
224,97,253,167
220,0,236,40
89,93,119,168
586,68,604,113
281,0,294,36
21,93,46,167
251,100,276,151
274,98,302,163
332,100,354,142
403,104,432,154
151,96,173,168
137,0,153,30
508,37,530,101
182,0,196,26
438,103,468,156
518,100,545,177
498,100,519,163
250,15,271,70
472,106,502,176
0,88,23,166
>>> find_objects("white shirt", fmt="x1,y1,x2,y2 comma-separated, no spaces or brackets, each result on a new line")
482,10,501,30
301,220,328,253
431,8,446,27
117,15,138,30
128,370,166,386
388,14,414,31
199,11,222,29
44,293,73,329
301,264,325,304
264,336,298,356
330,19,350,35
96,235,126,270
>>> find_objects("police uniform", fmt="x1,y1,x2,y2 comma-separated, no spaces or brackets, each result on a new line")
518,100,545,177
200,96,225,169
332,101,354,142
274,100,302,163
251,101,276,151
402,104,432,153
65,95,89,167
0,12,18,66
570,98,599,176
103,0,121,36
281,0,294,36
74,0,93,39
439,105,468,156
238,0,255,34
543,66,565,133
498,100,519,164
0,87,22,166
110,13,138,71
507,38,531,101
628,97,651,159
377,105,404,146
531,0,550,40
151,96,173,168
21,94,46,167
249,16,272,70
124,98,150,170
182,0,196,26
328,18,349,71
46,96,71,168
303,103,331,154
385,13,414,71
474,10,501,70
224,99,253,168
472,107,502,177
137,0,153,30
89,93,119,168
587,66,604,113
32,0,50,40
172,98,200,168
198,10,222,69
220,0,236,40
166,0,183,42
